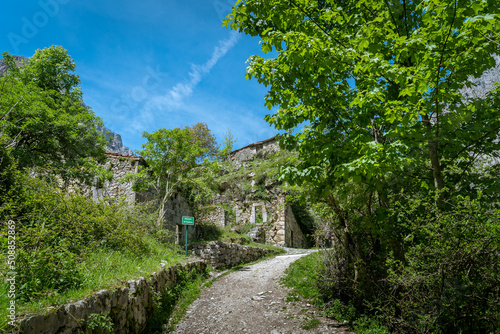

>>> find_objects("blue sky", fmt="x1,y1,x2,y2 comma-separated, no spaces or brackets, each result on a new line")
0,0,278,152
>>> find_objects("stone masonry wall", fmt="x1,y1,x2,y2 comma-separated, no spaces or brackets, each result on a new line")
227,136,279,163
284,202,308,248
199,194,307,248
17,261,207,334
197,205,227,227
92,153,145,202
188,241,277,268
16,242,275,333
267,196,286,246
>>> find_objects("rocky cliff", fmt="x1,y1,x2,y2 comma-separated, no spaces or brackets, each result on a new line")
460,54,500,99
0,55,28,75
97,126,134,156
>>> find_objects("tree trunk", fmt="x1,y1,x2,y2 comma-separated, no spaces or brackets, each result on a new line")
422,114,443,191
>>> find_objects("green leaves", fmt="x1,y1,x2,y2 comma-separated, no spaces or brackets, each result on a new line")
227,0,500,195
0,47,107,185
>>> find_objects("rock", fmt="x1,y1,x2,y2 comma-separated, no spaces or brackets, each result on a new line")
247,226,266,243
97,126,134,156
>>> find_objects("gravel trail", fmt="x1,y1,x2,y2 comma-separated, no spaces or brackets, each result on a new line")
172,248,353,334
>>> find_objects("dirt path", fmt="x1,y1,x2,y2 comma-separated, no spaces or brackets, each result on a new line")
172,249,354,334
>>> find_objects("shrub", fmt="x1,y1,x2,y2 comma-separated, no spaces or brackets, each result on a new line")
0,174,156,301
382,193,500,333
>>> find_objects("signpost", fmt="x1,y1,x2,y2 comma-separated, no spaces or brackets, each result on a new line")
182,216,194,255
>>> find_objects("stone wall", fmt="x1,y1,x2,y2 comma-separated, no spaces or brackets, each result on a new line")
197,205,227,227
188,241,277,268
284,202,308,248
200,194,308,248
93,153,195,243
227,136,279,163
92,153,145,202
17,261,207,334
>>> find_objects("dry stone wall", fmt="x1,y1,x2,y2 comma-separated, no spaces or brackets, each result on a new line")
199,194,307,248
227,136,279,163
16,241,276,333
188,241,277,268
92,153,145,202
16,261,207,334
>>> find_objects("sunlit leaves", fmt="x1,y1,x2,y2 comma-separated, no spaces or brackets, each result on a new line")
226,0,500,195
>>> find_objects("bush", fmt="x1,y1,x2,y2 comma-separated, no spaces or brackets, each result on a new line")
0,174,157,301
382,193,500,333
310,190,499,333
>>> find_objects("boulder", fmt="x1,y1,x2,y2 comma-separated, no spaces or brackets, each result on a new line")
247,226,266,243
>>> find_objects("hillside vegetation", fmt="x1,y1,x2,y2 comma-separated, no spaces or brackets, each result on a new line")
0,46,285,332
226,1,500,332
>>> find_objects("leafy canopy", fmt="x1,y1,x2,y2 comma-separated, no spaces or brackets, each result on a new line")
0,46,107,185
131,126,218,227
225,0,500,197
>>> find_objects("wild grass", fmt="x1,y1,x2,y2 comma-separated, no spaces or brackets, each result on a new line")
282,251,391,334
0,239,186,332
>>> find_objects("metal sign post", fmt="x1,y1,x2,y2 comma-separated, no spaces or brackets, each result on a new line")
182,216,194,255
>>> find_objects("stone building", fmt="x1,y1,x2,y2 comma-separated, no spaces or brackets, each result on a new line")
226,136,280,163
99,136,308,248
198,135,308,248
198,194,307,248
93,152,195,243
92,152,145,202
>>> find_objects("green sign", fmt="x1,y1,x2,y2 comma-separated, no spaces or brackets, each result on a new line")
182,216,194,225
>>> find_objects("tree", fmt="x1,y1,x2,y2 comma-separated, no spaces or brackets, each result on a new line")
219,129,237,159
0,46,107,185
226,0,500,195
225,0,500,330
132,127,206,227
225,0,500,247
185,122,220,161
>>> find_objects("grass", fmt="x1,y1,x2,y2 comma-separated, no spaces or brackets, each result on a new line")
281,251,391,334
281,251,322,302
1,228,284,333
145,263,210,333
162,268,210,332
0,238,186,332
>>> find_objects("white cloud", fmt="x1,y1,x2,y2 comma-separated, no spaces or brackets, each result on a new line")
150,31,240,110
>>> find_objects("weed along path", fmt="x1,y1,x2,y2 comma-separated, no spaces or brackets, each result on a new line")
172,248,354,334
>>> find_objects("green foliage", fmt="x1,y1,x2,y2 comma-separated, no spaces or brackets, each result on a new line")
226,0,500,194
281,251,322,302
85,313,113,333
145,264,210,333
283,252,390,332
217,150,295,202
0,174,155,302
219,129,237,159
185,122,220,161
131,127,206,227
300,315,321,330
195,221,224,241
353,316,391,334
226,1,500,332
0,47,107,186
382,192,500,333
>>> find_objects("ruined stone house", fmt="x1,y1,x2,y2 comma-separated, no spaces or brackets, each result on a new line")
92,152,195,243
198,136,308,248
97,136,308,248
